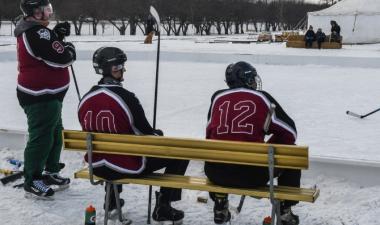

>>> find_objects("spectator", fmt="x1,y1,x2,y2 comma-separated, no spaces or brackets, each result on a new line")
304,25,315,48
144,15,155,44
315,28,326,49
330,20,341,43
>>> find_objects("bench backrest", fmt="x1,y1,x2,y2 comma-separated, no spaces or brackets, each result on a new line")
63,130,309,170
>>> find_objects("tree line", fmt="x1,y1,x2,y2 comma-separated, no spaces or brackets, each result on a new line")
0,0,327,36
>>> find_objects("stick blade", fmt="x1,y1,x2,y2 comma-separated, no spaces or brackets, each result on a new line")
150,6,160,26
346,111,363,118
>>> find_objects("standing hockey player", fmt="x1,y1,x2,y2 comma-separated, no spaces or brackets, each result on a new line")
205,62,300,225
78,47,189,223
15,0,76,199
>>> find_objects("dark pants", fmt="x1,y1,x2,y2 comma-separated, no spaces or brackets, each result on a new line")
205,162,301,208
305,40,313,48
317,41,323,49
22,100,63,185
94,157,189,202
330,33,340,43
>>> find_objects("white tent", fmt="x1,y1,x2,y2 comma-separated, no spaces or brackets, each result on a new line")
307,0,380,44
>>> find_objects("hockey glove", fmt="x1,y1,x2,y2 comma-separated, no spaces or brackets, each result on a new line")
53,22,71,41
64,42,76,61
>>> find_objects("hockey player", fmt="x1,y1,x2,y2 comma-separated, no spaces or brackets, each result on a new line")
205,62,300,225
15,0,75,199
78,47,189,223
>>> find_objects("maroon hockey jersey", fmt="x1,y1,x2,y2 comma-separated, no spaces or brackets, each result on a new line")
14,19,75,106
78,79,159,174
206,88,297,144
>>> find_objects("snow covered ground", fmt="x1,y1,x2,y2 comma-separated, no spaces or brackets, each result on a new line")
1,34,380,224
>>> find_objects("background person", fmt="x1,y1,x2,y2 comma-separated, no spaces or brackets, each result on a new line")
330,20,341,43
205,61,300,225
15,0,76,199
304,25,315,48
315,28,326,49
78,47,189,223
144,15,155,44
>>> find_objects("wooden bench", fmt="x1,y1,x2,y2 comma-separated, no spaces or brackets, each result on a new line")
286,34,342,49
63,130,319,225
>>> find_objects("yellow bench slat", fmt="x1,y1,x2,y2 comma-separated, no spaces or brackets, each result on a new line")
63,130,309,169
63,130,308,156
74,169,318,203
64,139,308,169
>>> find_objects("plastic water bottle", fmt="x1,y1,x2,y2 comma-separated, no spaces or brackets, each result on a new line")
84,205,96,225
262,216,272,225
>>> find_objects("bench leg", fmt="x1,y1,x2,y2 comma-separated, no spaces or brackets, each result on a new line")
104,182,111,225
112,184,132,225
147,185,152,224
270,200,282,225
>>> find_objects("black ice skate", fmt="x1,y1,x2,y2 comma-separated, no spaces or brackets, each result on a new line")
280,207,299,225
42,172,70,191
24,179,54,200
213,195,231,224
152,191,184,224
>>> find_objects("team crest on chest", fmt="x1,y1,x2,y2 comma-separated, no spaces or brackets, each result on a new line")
52,41,64,53
37,29,51,40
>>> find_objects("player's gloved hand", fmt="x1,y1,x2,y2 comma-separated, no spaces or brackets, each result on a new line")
64,42,76,61
53,21,71,41
153,129,164,136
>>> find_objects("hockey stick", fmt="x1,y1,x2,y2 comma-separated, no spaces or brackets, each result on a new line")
147,6,161,225
70,65,81,101
0,171,24,185
64,37,81,102
346,107,380,119
150,5,161,129
235,104,276,214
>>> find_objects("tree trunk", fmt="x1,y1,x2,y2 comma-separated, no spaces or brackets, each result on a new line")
234,22,239,34
215,21,222,35
72,20,83,35
109,20,129,35
181,23,190,36
129,18,137,35
92,18,98,36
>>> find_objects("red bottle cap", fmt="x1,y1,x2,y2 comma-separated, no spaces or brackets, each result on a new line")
86,205,96,212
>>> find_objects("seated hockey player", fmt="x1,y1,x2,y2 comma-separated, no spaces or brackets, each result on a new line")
78,47,189,223
204,61,300,225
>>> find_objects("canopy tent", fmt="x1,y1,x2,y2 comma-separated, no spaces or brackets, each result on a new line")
307,0,380,44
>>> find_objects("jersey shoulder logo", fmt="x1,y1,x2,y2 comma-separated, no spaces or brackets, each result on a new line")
37,29,51,40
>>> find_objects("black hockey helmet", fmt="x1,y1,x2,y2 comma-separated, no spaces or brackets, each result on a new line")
93,47,127,76
20,0,51,16
225,61,262,90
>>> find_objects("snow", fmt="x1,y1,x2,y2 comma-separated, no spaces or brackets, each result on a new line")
1,34,380,224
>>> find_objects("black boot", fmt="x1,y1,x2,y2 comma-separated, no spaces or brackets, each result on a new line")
280,206,299,225
213,195,231,224
152,191,184,223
